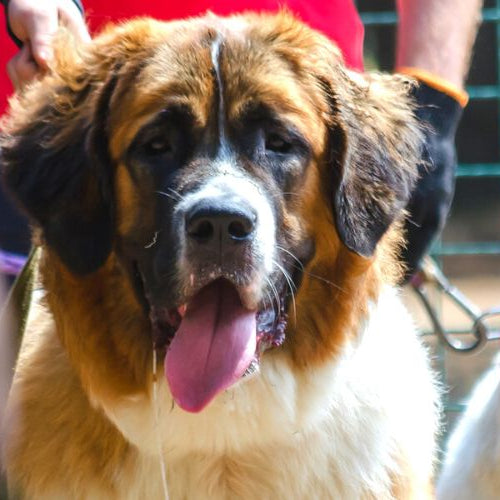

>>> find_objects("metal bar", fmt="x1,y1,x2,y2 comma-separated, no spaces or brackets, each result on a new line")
457,163,500,177
422,328,500,336
446,403,468,413
432,242,500,256
467,85,500,99
360,11,398,26
361,7,500,26
496,0,500,153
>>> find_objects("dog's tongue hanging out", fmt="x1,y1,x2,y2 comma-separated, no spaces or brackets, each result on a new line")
165,279,256,412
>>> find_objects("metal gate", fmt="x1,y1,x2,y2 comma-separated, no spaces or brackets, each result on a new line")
358,0,500,443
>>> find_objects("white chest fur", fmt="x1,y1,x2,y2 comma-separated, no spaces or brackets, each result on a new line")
100,287,438,499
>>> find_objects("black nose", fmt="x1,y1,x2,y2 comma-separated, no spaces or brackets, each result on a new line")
185,198,256,246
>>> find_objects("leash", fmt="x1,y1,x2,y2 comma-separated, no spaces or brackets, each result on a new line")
411,257,500,353
0,246,40,499
0,247,40,357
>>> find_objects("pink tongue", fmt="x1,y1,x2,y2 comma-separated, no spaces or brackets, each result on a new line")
165,280,256,413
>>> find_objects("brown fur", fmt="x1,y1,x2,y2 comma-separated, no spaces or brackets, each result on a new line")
1,13,435,499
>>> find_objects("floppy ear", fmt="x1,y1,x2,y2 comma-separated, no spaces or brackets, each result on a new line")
0,19,163,275
0,70,117,274
323,70,423,257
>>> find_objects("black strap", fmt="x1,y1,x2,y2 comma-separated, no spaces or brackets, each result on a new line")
0,247,39,498
1,246,40,362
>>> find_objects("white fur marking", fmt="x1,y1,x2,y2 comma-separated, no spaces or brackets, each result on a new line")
145,231,159,249
210,36,231,158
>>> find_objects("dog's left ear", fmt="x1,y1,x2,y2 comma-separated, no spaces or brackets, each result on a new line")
322,70,423,257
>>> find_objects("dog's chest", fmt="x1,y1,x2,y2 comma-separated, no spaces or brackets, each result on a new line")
118,445,365,500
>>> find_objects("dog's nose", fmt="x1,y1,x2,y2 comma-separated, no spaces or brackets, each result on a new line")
185,198,256,246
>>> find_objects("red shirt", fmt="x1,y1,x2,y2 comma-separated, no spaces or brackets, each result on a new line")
0,0,363,114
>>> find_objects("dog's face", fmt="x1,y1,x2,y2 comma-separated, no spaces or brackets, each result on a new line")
1,14,421,413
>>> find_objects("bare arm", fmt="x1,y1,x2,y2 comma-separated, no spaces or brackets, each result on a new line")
395,0,483,281
396,0,483,89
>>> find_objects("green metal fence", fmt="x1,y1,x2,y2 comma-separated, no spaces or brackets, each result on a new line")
360,1,500,184
358,0,500,443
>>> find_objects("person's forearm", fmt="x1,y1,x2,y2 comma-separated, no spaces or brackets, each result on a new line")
396,0,483,89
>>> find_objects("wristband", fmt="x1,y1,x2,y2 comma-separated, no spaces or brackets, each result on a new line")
397,66,469,108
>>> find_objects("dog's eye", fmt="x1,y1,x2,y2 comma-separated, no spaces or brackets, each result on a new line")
143,137,172,156
265,133,292,154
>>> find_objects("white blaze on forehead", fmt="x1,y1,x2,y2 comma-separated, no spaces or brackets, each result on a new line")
210,35,231,158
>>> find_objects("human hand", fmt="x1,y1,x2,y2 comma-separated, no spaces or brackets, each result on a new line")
401,81,464,283
6,0,90,89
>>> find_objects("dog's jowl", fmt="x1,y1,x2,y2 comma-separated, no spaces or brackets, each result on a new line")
1,13,438,499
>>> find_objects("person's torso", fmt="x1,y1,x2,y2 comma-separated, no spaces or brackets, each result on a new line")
1,0,363,117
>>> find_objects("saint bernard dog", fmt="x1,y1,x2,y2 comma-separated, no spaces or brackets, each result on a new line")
1,12,439,499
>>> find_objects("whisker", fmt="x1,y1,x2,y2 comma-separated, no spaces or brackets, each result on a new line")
263,288,274,311
276,246,344,293
156,187,185,202
276,245,304,270
156,190,179,202
273,260,297,323
145,231,160,249
268,191,301,200
292,264,345,294
265,276,280,317
167,187,185,201
274,261,297,293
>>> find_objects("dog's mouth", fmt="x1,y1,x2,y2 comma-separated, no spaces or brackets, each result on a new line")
149,277,287,413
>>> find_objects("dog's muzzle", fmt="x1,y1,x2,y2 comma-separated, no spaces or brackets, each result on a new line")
144,173,288,413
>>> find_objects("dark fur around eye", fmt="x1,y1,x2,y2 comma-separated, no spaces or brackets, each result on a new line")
140,133,174,157
128,106,194,162
265,132,293,154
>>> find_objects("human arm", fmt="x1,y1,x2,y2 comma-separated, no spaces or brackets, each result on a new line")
397,0,482,90
395,0,483,282
1,0,89,88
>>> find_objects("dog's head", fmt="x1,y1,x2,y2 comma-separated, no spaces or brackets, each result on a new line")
1,13,421,412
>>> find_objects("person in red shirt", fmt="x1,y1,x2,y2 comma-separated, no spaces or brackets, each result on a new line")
0,0,482,282
0,0,364,109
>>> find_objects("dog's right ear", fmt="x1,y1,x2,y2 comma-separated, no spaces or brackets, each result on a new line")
0,21,163,275
0,68,117,275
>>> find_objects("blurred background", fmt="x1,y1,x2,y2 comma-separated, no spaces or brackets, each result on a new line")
357,0,500,449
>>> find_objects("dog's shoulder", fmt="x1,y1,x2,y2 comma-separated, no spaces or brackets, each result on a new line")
2,296,136,498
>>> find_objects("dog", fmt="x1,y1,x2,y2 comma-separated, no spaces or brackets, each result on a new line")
437,352,500,499
1,12,439,499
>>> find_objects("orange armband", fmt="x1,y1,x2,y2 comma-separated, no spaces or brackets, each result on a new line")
397,66,469,108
